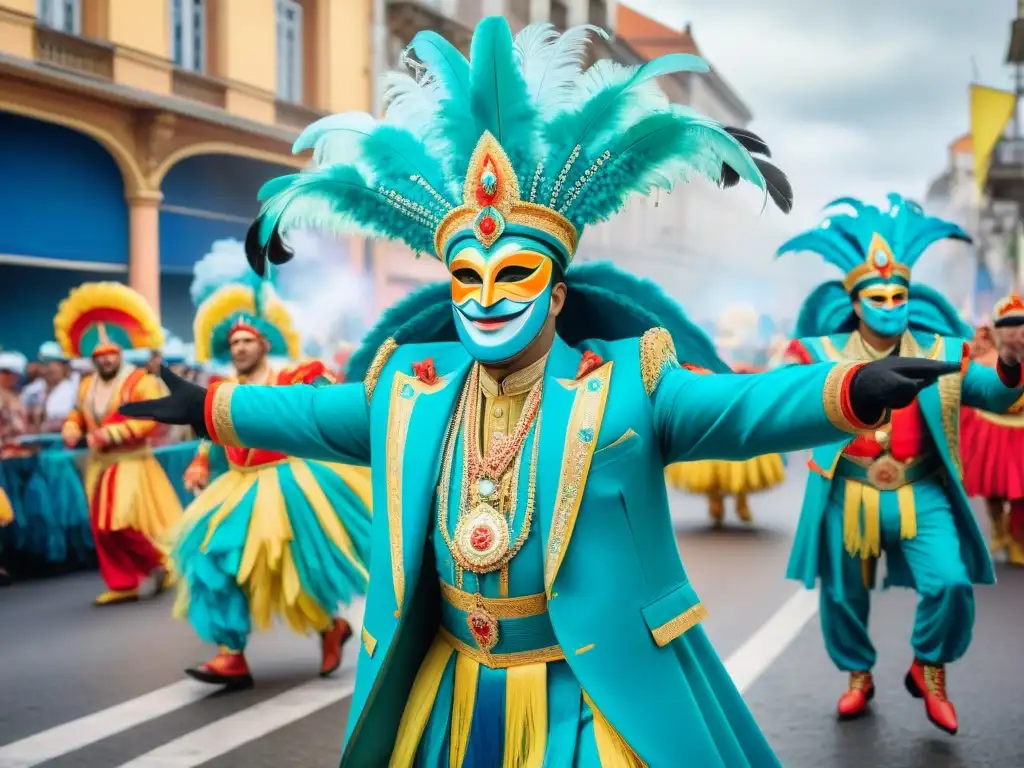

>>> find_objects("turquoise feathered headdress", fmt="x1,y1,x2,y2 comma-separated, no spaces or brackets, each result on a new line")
190,239,301,363
245,17,791,275
777,194,973,338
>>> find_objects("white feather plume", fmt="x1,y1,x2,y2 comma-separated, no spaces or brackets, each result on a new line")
515,23,608,113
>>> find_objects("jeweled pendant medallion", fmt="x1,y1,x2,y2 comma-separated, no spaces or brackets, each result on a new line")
454,504,510,573
466,605,499,653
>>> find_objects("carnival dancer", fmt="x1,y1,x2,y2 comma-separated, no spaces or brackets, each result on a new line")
124,19,965,766
55,283,182,605
666,364,785,525
173,243,372,688
961,311,1024,566
778,194,1024,735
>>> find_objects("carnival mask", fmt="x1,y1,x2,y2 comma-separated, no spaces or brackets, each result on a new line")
857,283,909,337
449,237,555,364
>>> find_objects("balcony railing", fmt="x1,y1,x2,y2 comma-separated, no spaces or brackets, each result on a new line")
171,70,227,109
993,138,1024,167
34,26,114,80
275,100,324,131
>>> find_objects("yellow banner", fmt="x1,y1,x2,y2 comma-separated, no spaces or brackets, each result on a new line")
970,84,1017,193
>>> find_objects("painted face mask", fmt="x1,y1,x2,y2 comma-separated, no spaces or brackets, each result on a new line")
449,238,555,364
857,283,909,337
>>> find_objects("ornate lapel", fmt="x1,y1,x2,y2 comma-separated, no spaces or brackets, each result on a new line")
536,337,613,596
384,353,472,617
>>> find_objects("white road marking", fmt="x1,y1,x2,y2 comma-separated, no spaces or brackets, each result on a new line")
0,599,365,768
114,671,357,767
725,587,819,693
0,590,814,766
0,680,217,768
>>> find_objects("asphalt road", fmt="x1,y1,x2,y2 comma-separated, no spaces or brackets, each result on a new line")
1,457,1021,767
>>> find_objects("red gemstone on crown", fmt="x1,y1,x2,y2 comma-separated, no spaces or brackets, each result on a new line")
478,216,497,236
470,524,494,551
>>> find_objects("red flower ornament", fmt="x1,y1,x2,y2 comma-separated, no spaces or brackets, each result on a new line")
576,351,604,379
413,358,438,385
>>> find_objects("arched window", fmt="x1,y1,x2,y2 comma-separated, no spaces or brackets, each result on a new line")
37,0,81,34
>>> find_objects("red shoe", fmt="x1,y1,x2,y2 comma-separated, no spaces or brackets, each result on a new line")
837,671,874,720
320,618,352,677
905,660,958,734
186,648,254,689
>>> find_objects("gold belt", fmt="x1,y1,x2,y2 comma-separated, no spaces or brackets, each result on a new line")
439,580,548,618
438,627,566,668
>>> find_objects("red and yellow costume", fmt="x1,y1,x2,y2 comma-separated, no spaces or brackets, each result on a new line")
55,282,182,605
960,304,1024,566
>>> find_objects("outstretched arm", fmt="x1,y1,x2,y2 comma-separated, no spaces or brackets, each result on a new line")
642,328,956,465
962,357,1024,413
205,380,371,465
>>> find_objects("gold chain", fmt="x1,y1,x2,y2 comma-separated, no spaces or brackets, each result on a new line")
437,376,540,588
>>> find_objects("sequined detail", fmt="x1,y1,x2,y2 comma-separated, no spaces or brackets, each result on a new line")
545,362,613,595
822,362,868,433
639,327,679,397
363,337,398,402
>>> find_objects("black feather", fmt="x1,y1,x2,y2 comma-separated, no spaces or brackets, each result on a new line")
755,158,793,214
244,220,294,277
724,126,771,157
720,164,740,188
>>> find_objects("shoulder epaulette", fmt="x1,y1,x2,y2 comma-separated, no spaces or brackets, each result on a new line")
640,327,679,396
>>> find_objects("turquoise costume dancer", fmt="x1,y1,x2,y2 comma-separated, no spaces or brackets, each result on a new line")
778,194,1024,734
123,19,964,766
171,245,373,688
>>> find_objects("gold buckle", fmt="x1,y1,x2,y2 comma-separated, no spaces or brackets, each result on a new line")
866,455,906,491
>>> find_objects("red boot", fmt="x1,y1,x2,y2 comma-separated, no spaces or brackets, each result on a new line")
320,618,353,677
186,648,254,689
905,660,958,734
836,671,874,720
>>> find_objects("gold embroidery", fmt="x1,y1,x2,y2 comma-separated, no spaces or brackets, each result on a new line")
977,408,1024,425
361,626,376,657
938,370,962,477
545,362,613,595
384,371,449,615
364,337,398,402
822,362,876,433
575,643,595,656
211,382,243,447
650,603,708,647
640,327,678,396
440,581,548,618
438,627,565,669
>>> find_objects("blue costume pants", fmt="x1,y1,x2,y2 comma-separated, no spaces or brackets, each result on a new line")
818,478,974,671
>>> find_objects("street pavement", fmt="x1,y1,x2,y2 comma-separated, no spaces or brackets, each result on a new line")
1,457,1022,767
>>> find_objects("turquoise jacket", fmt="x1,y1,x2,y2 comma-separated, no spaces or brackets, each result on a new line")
207,329,867,765
784,330,1024,589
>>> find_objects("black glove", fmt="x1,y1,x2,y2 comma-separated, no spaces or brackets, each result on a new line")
848,358,960,426
119,365,209,438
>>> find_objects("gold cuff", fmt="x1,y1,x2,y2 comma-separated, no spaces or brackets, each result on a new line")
823,363,884,433
210,382,243,448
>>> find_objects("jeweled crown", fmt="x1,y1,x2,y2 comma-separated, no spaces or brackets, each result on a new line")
841,232,911,294
434,133,579,267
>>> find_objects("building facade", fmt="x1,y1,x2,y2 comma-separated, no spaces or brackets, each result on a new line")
0,0,372,352
925,133,1018,322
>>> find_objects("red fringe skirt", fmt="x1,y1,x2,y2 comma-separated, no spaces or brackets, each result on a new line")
960,407,1024,500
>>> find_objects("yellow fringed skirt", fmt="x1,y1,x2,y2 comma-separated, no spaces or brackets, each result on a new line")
666,455,786,495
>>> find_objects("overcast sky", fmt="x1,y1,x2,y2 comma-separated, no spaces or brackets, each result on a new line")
627,0,1017,229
